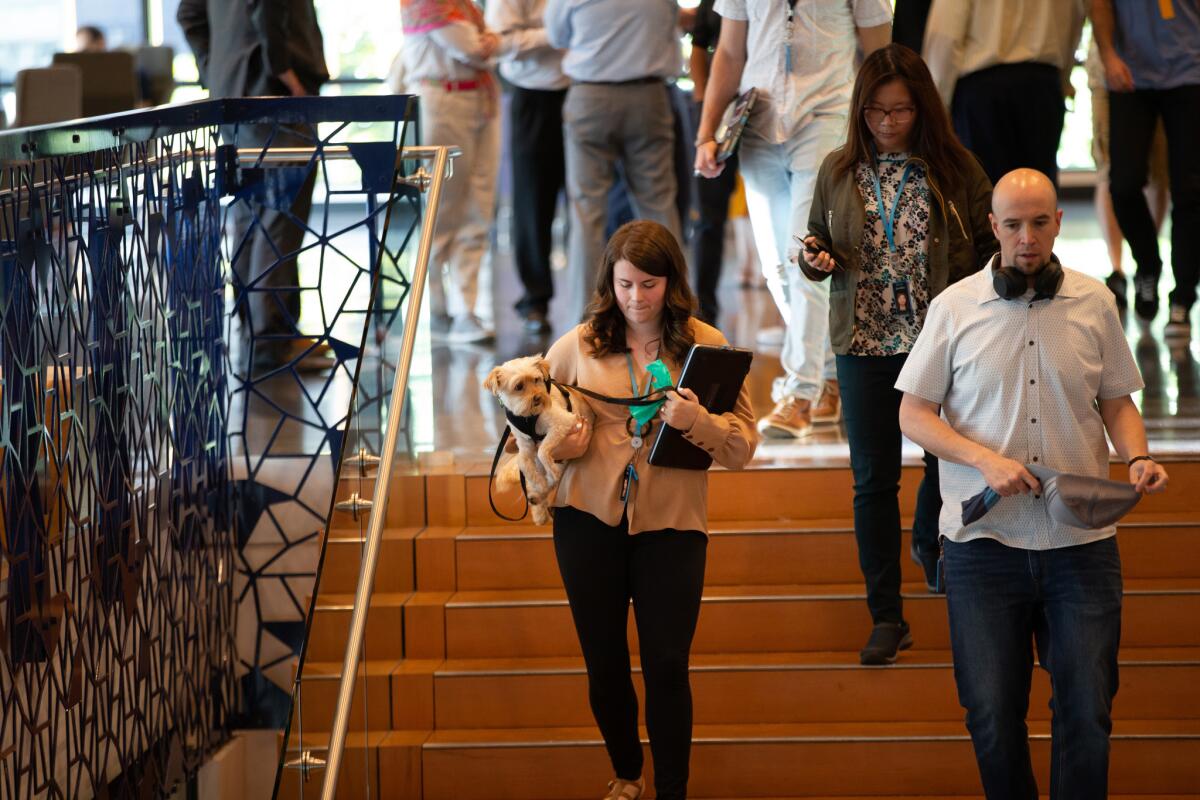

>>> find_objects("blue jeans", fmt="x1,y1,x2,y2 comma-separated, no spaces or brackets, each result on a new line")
943,536,1123,799
738,116,842,402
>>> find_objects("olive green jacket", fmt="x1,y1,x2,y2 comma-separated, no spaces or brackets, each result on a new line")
801,151,998,354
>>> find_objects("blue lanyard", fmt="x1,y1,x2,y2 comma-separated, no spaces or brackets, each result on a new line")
872,160,914,254
625,352,642,397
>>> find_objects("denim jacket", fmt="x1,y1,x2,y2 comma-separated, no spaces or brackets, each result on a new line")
801,150,998,355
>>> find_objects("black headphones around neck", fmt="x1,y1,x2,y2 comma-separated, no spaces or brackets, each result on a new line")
991,253,1064,301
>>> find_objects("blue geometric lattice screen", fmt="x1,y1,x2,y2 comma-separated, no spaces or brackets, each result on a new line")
0,96,418,797
220,97,420,728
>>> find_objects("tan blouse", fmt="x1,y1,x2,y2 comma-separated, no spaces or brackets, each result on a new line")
546,318,757,535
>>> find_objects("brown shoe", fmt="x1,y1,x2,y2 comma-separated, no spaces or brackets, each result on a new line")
811,379,841,425
604,777,644,800
757,396,813,439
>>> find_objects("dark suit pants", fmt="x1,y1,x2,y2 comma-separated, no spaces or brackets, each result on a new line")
510,86,566,315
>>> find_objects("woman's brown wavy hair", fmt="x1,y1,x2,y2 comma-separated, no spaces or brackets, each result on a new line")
832,43,977,202
584,220,696,364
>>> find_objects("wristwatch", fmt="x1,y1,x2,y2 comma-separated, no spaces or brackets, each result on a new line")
1127,455,1155,466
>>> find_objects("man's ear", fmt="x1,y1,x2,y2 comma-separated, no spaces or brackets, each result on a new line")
483,366,504,395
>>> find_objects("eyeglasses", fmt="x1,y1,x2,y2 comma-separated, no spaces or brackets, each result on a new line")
863,106,916,124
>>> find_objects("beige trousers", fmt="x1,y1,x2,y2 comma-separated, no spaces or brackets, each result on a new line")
418,85,500,318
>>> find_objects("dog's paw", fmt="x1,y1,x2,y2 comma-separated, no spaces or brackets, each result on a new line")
531,504,551,526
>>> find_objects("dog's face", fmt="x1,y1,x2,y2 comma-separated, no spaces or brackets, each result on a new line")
483,355,552,417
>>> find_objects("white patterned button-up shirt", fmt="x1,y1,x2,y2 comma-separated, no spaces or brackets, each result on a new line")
895,260,1144,550
714,0,893,143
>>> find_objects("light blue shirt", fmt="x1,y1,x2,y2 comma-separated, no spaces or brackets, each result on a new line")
544,0,681,83
1113,0,1200,90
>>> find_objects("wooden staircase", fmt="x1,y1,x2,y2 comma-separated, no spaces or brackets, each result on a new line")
278,461,1200,798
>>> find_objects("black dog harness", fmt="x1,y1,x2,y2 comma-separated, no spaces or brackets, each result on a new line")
503,379,574,444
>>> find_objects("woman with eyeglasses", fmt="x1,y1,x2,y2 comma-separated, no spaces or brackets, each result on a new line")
800,43,997,665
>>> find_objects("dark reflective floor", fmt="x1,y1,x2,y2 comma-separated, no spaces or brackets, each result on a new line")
246,198,1200,472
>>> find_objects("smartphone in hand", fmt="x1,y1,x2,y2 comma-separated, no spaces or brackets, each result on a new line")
794,234,839,270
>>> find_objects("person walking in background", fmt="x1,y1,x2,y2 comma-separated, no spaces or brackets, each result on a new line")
891,0,931,54
898,168,1169,798
178,0,331,372
923,0,1085,187
801,44,996,665
401,0,500,345
486,0,567,336
695,0,892,440
1084,34,1170,311
686,0,739,326
545,0,684,322
1093,0,1200,336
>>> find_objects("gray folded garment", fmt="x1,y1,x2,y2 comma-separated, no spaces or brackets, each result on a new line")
1026,464,1141,529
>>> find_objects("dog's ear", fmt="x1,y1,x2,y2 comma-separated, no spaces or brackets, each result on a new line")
483,366,504,395
535,356,551,381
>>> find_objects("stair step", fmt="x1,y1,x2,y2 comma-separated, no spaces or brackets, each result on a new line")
330,471,426,528
429,647,1200,729
316,526,419,596
451,520,1200,590
291,659,440,733
289,659,400,735
436,580,1200,659
306,592,409,661
420,720,1200,799
279,730,426,800
465,462,1200,527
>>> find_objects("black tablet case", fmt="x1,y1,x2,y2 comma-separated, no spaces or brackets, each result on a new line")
648,345,753,470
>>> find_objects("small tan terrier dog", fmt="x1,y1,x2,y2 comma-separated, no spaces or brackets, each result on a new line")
484,354,577,524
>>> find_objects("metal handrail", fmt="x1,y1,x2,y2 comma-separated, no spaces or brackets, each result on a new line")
0,144,462,200
317,144,451,800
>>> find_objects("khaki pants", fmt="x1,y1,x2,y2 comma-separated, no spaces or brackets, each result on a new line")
563,82,681,318
418,85,500,318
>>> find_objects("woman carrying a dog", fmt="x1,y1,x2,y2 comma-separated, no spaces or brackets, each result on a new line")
545,219,757,800
800,44,998,665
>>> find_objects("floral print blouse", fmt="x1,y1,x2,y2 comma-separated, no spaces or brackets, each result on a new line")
850,153,932,356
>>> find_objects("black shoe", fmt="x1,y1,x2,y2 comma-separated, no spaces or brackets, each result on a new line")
521,308,552,335
1104,273,1128,310
859,621,913,665
910,541,943,594
1134,273,1159,322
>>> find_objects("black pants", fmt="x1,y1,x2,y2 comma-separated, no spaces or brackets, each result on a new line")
688,101,738,324
951,62,1064,187
1109,83,1200,310
553,506,708,800
837,353,941,625
510,86,566,315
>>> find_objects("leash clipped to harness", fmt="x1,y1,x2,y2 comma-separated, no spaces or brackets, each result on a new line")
486,378,679,522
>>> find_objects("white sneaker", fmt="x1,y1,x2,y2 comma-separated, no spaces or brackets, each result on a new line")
436,314,495,345
755,325,784,348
